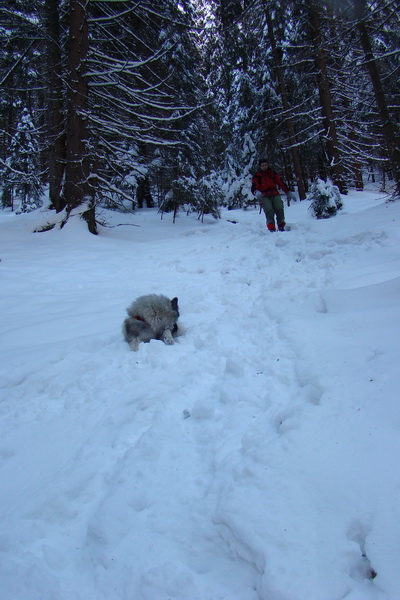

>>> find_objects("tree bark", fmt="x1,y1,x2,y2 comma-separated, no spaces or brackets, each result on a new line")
264,5,306,200
307,0,347,193
63,0,97,233
354,0,400,195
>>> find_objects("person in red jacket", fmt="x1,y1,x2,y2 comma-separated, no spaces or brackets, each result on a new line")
251,158,289,231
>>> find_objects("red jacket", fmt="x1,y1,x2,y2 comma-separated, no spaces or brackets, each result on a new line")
251,168,289,198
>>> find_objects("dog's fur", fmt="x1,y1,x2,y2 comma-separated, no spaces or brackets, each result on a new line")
123,294,180,351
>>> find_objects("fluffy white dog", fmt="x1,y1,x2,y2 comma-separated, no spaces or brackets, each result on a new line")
123,294,180,351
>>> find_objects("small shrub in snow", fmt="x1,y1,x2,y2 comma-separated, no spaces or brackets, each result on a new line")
309,178,343,219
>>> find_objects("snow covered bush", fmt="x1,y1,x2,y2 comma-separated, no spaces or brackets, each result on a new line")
309,178,343,219
193,175,222,220
221,134,256,209
222,181,247,210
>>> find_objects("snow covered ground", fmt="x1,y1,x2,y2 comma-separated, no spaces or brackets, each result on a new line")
0,189,399,600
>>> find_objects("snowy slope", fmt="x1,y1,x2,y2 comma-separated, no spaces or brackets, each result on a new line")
0,190,399,600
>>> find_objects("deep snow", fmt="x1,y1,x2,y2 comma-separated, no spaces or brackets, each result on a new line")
0,189,399,600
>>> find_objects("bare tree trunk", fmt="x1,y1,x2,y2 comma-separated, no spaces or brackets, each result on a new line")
307,0,347,193
354,0,400,195
63,0,97,233
45,0,66,213
264,5,306,200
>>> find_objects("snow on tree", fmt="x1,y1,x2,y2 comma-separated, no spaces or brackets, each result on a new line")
309,178,343,219
1,107,43,213
222,133,256,209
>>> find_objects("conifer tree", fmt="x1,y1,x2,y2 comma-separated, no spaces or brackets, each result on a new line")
263,0,306,199
353,0,400,195
305,0,347,193
62,0,96,232
1,107,43,212
44,0,66,213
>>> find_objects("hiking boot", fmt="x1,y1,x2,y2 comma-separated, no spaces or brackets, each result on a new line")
267,222,276,232
278,222,286,231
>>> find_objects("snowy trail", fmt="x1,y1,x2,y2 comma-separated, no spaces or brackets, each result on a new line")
1,195,399,599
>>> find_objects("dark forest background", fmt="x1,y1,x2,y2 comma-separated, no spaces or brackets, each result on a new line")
0,0,399,232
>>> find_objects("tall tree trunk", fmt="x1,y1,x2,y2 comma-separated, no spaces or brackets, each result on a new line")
307,0,347,193
264,5,306,200
354,0,400,195
63,0,97,233
45,0,66,213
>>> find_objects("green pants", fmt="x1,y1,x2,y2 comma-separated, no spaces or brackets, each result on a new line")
260,195,285,227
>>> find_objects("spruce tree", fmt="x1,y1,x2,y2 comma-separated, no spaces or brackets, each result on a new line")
1,107,43,212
